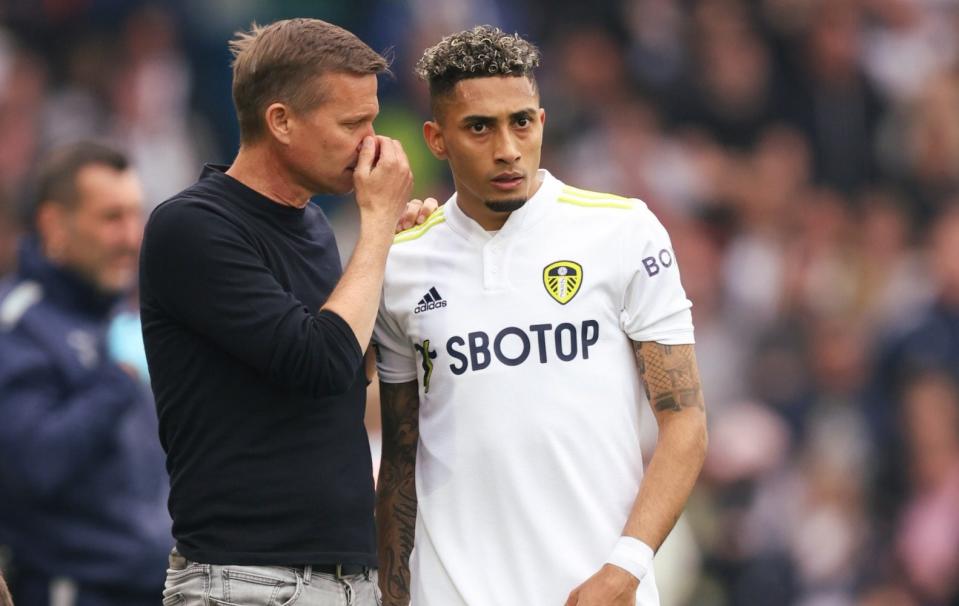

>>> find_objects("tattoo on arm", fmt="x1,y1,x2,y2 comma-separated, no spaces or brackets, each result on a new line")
376,380,420,605
633,342,704,413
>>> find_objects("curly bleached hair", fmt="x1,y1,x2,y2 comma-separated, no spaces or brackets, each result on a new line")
415,25,541,102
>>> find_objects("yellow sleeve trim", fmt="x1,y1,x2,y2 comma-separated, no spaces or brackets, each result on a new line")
556,194,634,210
393,210,447,243
562,184,628,201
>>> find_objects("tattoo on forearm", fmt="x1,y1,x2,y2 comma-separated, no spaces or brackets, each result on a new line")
376,381,420,605
633,342,704,413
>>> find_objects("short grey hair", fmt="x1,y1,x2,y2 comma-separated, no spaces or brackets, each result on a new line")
415,25,540,102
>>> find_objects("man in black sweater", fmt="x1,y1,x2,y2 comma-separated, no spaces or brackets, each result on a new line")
140,19,421,605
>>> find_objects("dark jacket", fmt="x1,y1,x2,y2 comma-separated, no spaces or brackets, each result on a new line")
0,236,170,593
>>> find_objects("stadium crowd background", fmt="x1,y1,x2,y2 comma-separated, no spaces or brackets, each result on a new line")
1,0,959,604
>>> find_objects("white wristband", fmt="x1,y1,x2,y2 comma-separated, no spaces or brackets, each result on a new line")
605,536,654,582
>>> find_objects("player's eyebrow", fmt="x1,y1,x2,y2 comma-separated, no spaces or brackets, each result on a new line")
461,108,537,126
461,114,496,126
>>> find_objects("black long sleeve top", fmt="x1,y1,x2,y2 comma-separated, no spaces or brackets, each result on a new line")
139,165,375,566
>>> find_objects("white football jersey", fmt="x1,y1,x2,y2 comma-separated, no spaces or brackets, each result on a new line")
374,170,694,606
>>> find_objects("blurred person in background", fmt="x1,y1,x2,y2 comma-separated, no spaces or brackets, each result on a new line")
861,0,957,104
670,0,779,151
869,203,959,523
895,370,959,603
851,189,932,332
892,71,959,229
109,4,208,213
623,0,686,97
719,126,812,326
375,25,707,606
0,141,169,605
536,22,634,156
0,34,45,201
783,0,885,195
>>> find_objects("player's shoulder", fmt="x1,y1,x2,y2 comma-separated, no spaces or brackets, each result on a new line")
391,204,451,248
554,182,633,207
551,181,659,227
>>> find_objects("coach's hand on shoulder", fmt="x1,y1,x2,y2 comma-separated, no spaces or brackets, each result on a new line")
564,564,638,606
396,197,438,232
353,135,413,230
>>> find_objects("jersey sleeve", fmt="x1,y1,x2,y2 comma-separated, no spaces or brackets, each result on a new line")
373,288,417,384
620,205,695,344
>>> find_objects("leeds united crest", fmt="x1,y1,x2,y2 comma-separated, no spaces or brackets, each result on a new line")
543,260,583,304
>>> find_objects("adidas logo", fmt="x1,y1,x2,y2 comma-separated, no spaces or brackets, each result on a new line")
414,287,447,314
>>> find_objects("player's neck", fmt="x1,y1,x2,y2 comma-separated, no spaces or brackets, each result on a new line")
455,173,544,232
227,144,312,209
458,200,510,231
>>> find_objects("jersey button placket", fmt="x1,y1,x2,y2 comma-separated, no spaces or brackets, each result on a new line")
483,240,507,290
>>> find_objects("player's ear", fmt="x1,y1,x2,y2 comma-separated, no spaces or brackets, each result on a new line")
538,108,546,127
35,202,69,261
423,121,447,160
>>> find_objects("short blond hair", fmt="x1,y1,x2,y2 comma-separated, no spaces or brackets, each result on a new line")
230,18,389,143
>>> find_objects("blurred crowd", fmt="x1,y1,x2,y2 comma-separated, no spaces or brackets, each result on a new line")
2,0,959,604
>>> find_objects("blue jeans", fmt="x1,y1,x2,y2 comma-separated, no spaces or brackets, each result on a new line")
162,549,381,606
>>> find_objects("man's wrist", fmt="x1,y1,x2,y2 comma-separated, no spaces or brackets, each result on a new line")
605,536,654,583
356,210,400,242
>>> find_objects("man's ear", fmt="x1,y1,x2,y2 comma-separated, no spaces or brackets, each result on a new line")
265,102,294,145
35,202,69,261
423,121,447,160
